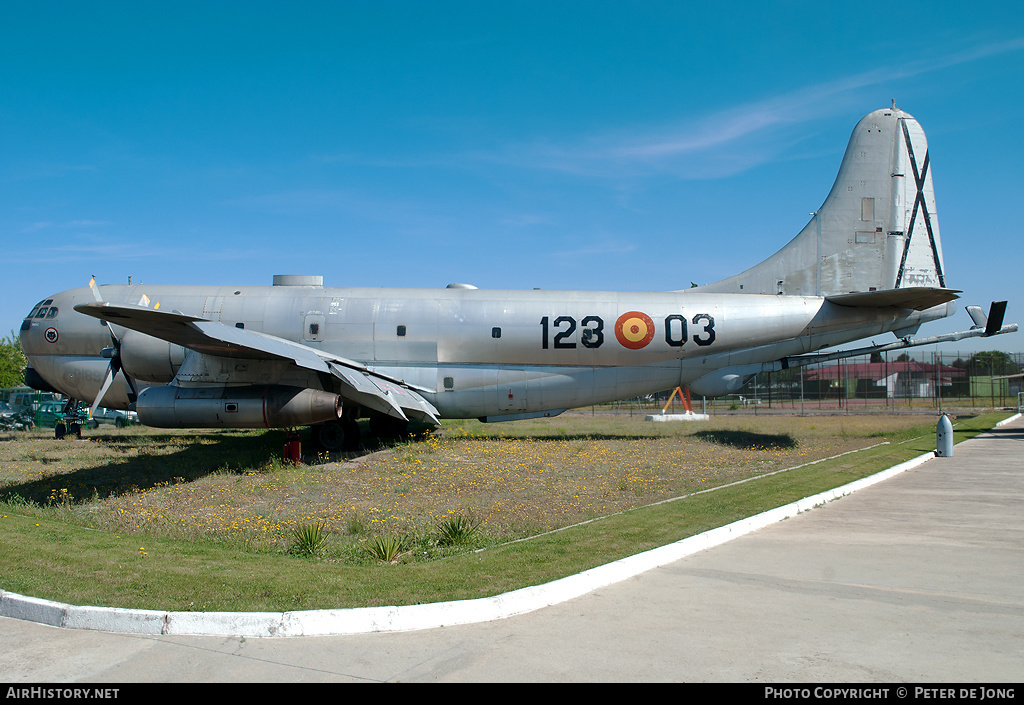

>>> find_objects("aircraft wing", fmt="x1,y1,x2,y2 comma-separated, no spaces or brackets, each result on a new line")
825,287,960,311
73,301,439,424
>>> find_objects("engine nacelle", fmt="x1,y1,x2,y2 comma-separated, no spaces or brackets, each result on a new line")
119,330,187,384
136,385,342,428
687,364,763,398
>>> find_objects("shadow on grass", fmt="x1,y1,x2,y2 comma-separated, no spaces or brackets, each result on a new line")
452,433,665,442
2,431,276,506
0,417,672,508
692,429,798,450
0,420,805,508
0,425,435,507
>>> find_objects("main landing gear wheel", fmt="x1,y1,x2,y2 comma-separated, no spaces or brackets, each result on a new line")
312,419,363,452
313,420,346,452
369,414,409,438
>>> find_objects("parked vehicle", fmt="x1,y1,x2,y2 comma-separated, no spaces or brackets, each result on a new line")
0,401,34,431
7,391,59,415
32,399,87,439
34,400,66,426
87,407,138,429
34,400,69,427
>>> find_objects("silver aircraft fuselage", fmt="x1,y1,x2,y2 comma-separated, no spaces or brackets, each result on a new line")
21,282,950,421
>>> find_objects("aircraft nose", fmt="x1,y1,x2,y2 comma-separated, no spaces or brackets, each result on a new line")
20,290,75,355
21,296,52,354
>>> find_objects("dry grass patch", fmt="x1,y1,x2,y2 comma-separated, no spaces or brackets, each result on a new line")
1,412,940,548
0,411,1007,611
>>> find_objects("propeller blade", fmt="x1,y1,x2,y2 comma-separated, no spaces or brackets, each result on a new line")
124,368,139,404
90,357,119,418
87,280,142,409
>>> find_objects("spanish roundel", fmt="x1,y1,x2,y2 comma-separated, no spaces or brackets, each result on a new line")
614,311,655,350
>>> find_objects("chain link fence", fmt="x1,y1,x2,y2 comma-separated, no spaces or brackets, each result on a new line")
704,350,1024,414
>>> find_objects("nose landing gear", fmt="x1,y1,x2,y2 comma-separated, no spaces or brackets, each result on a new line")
54,399,85,440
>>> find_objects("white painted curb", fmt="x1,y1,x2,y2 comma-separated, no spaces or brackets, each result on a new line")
1,447,943,638
995,412,1021,427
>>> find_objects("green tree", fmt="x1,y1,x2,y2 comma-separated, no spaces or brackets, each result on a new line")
968,351,1020,376
0,332,28,389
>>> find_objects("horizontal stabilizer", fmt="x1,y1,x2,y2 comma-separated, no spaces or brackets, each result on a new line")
779,305,1018,371
966,305,987,329
985,301,1007,337
825,287,960,311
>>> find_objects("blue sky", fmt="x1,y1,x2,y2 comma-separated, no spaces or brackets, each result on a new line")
3,1,1023,355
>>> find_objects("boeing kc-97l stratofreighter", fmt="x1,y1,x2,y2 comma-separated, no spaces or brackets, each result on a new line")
19,106,1017,449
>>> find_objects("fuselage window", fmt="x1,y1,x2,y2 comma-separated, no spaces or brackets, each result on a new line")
235,322,245,329
397,325,406,337
309,323,320,337
492,327,501,339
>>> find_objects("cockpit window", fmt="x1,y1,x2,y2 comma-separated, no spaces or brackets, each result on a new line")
26,300,53,320
46,307,58,318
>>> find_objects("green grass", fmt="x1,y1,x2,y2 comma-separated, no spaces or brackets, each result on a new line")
0,411,1010,612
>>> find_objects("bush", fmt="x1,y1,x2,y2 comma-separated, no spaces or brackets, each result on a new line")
364,535,407,563
288,521,328,558
435,513,480,546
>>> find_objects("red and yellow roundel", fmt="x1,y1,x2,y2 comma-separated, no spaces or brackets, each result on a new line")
615,311,655,350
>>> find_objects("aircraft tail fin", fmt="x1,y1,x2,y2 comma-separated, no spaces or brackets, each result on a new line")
697,105,947,298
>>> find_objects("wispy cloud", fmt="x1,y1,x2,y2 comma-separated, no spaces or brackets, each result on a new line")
551,241,637,258
499,213,556,227
5,163,98,183
21,220,113,233
485,37,1024,180
224,188,458,233
12,241,166,264
8,235,279,266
